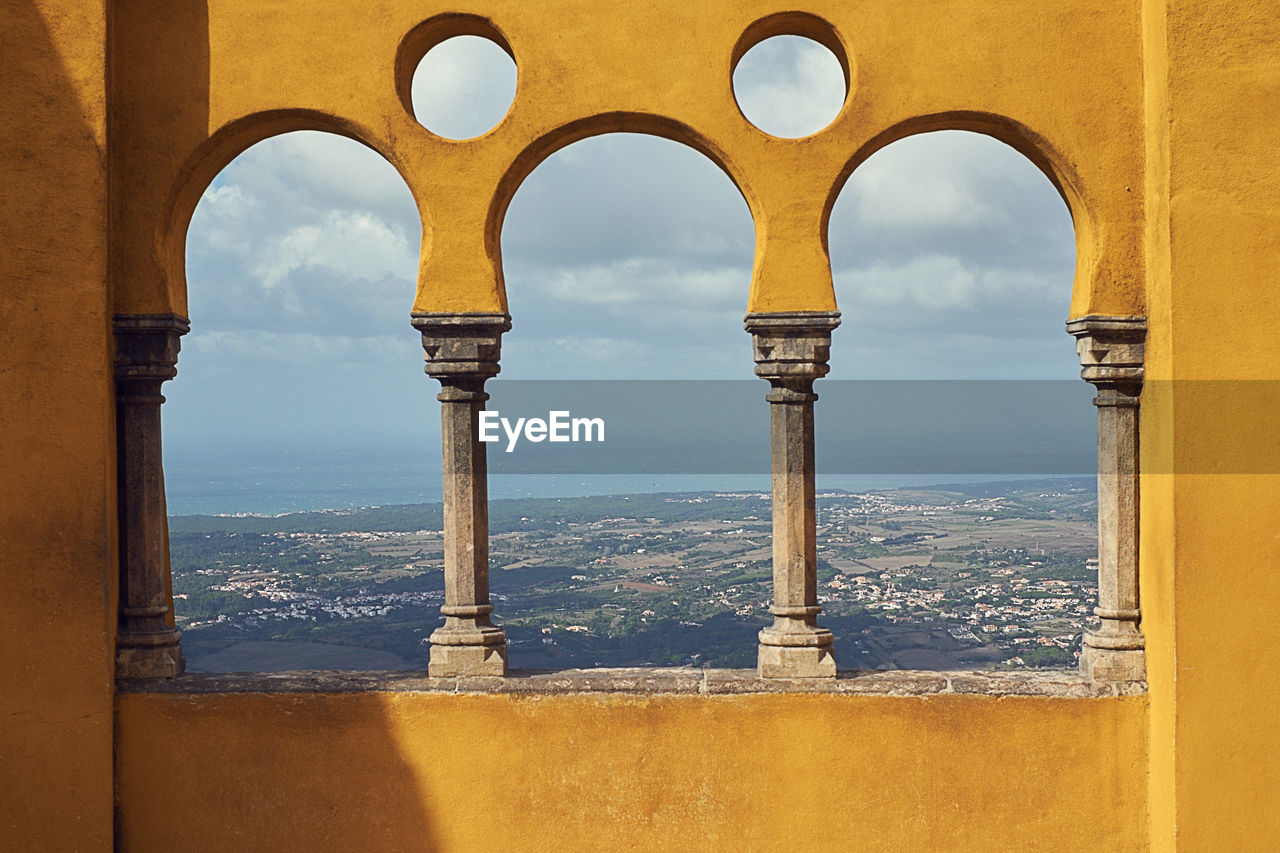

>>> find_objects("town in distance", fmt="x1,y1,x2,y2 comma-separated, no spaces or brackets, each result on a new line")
170,478,1099,673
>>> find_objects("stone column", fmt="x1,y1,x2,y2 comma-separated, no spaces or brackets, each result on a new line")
1068,315,1146,682
746,311,840,678
114,314,188,679
412,313,511,677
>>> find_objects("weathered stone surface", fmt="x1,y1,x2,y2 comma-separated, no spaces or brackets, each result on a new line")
1069,315,1147,683
428,643,506,678
119,667,1140,699
414,313,511,676
757,645,837,679
746,311,841,678
116,645,185,680
114,314,189,680
411,312,511,382
1080,645,1146,682
459,668,705,695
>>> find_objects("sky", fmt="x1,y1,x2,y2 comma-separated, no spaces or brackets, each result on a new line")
167,35,1079,463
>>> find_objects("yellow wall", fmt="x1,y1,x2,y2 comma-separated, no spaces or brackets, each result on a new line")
0,1,115,848
117,691,1147,851
1155,1,1280,848
1,0,1278,848
109,0,1147,320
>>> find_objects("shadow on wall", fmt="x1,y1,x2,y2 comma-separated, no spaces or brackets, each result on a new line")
116,692,443,851
1,1,118,849
102,4,439,846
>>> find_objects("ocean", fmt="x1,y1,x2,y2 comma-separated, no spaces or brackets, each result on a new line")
163,443,1077,516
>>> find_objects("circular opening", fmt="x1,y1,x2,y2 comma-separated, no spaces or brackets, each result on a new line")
733,35,847,138
411,35,516,140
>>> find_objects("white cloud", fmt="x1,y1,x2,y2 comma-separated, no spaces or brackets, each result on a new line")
186,132,420,339
836,131,1058,232
840,255,979,310
268,133,417,213
849,158,1003,230
173,98,1079,451
538,259,748,309
411,36,517,140
733,36,846,137
836,254,1061,313
252,210,415,290
183,328,416,367
502,133,753,270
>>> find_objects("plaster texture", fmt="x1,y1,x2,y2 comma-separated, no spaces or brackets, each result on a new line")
1,0,1278,849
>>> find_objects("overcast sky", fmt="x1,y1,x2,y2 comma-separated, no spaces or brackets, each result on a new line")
167,35,1078,455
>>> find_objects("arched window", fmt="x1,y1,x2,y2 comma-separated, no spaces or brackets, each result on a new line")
818,130,1143,678
143,131,428,674
431,132,760,671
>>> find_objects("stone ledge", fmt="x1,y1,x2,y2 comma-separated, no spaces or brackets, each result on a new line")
118,668,1146,698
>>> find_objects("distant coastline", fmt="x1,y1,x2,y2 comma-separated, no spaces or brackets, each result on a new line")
168,476,1097,527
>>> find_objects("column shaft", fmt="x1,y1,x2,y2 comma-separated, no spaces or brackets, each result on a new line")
114,314,187,679
747,311,839,679
413,313,510,677
768,387,820,617
1069,316,1146,682
440,385,490,607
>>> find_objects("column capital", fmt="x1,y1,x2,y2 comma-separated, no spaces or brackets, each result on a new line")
412,312,511,384
113,314,189,381
744,311,840,386
1066,314,1145,395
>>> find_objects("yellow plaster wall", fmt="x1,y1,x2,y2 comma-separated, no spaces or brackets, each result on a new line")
1157,0,1280,848
117,691,1148,851
109,0,1148,321
2,0,1279,848
0,1,116,848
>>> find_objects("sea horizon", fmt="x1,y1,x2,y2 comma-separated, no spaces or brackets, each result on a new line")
164,442,1088,517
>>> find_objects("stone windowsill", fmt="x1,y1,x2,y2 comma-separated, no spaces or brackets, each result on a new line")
118,667,1146,698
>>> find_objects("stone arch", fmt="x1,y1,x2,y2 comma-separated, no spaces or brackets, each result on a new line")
473,114,759,314
823,121,1147,680
496,130,756,380
824,111,1129,320
152,110,423,320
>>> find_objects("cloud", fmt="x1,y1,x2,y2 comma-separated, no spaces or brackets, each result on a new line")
501,133,753,271
825,131,1077,378
205,132,419,227
410,36,517,140
733,35,847,137
536,259,747,309
830,131,1075,271
173,56,1081,453
251,210,416,290
842,132,1016,229
186,132,420,342
837,254,1063,313
841,255,979,311
496,133,755,378
182,329,415,367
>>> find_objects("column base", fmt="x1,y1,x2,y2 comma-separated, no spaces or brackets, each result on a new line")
1080,639,1145,682
429,643,507,677
758,643,836,679
117,642,186,679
